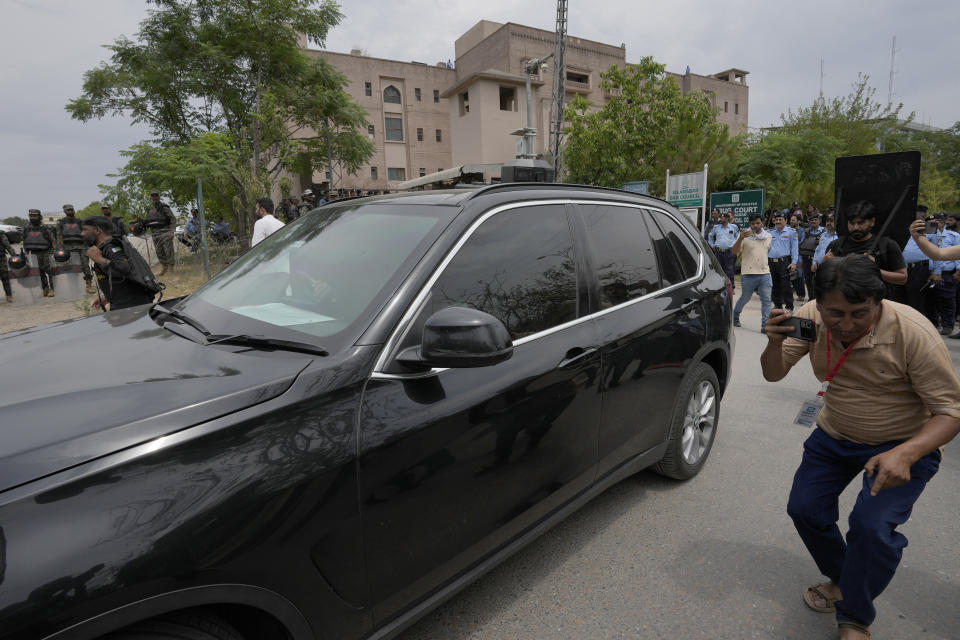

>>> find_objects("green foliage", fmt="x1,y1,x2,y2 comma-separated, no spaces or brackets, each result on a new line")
76,202,103,217
886,121,960,211
734,75,909,210
2,217,29,227
563,58,743,193
66,0,374,235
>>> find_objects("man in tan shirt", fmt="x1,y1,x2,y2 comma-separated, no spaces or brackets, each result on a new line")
760,254,960,640
732,213,773,331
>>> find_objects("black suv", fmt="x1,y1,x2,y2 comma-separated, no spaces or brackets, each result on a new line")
0,184,733,640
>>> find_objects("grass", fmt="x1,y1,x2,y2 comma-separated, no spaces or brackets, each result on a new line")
158,240,246,300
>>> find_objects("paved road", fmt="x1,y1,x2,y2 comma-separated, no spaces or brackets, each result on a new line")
400,298,960,640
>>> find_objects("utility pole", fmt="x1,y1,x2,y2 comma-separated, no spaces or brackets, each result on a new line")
819,58,824,98
887,35,898,107
549,0,568,180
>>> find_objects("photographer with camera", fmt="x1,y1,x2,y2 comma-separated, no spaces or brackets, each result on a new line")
761,254,960,640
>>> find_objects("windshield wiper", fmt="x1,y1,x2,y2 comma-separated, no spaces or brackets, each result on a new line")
150,303,209,336
205,333,328,356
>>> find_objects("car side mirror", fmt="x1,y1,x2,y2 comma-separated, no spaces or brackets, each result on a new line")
397,306,513,370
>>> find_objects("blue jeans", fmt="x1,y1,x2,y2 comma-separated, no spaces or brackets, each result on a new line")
787,427,941,626
733,273,772,329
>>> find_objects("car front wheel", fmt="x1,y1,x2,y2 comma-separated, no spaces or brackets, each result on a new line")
653,362,719,480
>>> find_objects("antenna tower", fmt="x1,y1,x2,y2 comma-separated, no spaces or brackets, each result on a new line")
819,58,824,98
887,35,898,107
549,0,568,180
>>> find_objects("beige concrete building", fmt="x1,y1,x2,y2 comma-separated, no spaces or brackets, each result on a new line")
299,20,749,193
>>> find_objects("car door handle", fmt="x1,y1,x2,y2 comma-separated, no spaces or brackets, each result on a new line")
558,346,598,369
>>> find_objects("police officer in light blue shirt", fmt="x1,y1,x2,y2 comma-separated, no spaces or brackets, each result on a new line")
812,210,838,269
767,211,798,311
709,212,740,290
925,212,960,334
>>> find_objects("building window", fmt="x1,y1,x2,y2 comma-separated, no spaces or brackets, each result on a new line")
735,103,740,115
566,70,589,85
416,127,423,142
364,81,372,97
499,86,516,111
371,166,378,180
384,85,401,104
724,101,728,113
367,124,374,136
435,129,442,143
433,89,440,103
325,170,331,180
387,167,406,181
438,168,443,173
419,168,426,177
415,88,421,101
459,91,469,116
385,117,403,141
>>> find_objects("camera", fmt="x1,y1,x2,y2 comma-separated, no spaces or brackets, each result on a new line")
782,317,817,342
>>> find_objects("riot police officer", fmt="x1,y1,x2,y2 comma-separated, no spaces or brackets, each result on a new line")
145,191,177,275
82,216,157,310
298,190,315,218
0,228,14,302
58,204,95,294
22,209,57,296
100,202,127,238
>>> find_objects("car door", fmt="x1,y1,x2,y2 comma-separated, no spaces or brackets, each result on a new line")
358,203,602,622
574,203,706,476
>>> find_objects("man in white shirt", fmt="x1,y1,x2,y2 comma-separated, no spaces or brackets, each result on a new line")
251,197,285,246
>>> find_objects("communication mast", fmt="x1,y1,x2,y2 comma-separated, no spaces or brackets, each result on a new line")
887,35,898,107
549,0,568,180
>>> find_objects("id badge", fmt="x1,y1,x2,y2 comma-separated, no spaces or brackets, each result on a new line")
794,396,824,428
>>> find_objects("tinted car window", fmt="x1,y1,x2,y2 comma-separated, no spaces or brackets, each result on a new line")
579,204,661,308
648,210,700,283
183,204,453,345
426,204,578,340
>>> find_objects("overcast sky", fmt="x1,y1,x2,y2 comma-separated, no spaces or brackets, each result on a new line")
4,0,956,216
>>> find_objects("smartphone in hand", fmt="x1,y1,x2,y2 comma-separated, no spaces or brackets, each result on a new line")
925,219,939,234
782,317,817,342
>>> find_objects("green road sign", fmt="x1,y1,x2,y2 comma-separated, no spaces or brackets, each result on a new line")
709,189,765,228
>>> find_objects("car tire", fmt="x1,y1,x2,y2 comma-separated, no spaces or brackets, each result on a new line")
101,610,245,640
653,362,720,480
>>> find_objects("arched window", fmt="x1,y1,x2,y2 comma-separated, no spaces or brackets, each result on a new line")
383,85,401,104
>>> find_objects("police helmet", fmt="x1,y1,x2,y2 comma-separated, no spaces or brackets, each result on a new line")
8,254,28,274
53,248,71,263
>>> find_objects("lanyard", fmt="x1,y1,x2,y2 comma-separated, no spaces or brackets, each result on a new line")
820,330,865,397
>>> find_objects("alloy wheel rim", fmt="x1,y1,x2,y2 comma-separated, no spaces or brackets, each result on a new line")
681,380,716,464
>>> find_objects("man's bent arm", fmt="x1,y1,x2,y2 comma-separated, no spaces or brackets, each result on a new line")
760,338,792,381
879,267,908,286
866,414,960,495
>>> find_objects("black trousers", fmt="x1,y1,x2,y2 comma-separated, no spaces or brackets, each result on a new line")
714,248,736,291
905,262,935,319
933,271,957,331
801,254,816,299
769,258,794,310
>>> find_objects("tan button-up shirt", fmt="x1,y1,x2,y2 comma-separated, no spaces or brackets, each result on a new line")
738,231,772,275
781,300,960,444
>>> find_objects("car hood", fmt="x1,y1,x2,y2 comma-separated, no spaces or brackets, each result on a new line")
0,306,314,493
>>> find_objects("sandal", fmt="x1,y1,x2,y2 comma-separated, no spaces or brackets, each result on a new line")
803,582,839,613
838,621,871,638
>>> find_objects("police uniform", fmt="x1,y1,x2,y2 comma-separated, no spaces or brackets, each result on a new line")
790,223,807,300
925,221,960,333
799,220,825,298
57,204,94,292
0,231,13,301
22,208,57,295
146,194,177,269
92,237,157,310
708,221,739,289
768,225,798,311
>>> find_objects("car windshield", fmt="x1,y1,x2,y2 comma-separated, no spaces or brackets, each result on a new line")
178,201,456,348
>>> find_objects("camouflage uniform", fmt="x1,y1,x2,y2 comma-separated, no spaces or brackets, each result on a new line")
0,232,13,300
146,196,177,268
57,207,93,286
22,210,57,295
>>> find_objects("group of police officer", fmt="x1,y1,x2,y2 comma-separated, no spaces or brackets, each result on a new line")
2,192,178,304
276,190,325,223
705,201,960,337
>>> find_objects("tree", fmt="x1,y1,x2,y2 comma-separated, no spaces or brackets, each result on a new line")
733,75,909,210
76,202,103,217
66,0,374,235
563,57,743,193
2,217,29,228
886,121,960,211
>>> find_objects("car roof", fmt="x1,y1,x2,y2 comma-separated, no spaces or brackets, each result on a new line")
321,183,675,210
